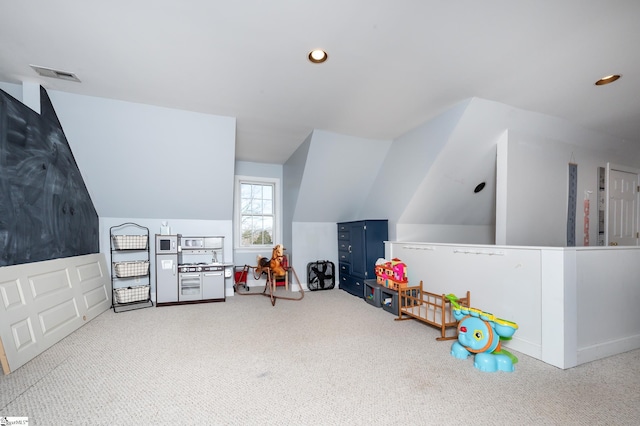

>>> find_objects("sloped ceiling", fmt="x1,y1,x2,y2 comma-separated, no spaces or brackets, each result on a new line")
288,96,639,231
1,1,639,165
288,130,392,223
358,100,470,223
400,99,502,226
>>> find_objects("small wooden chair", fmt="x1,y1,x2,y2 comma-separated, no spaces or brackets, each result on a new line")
234,265,250,291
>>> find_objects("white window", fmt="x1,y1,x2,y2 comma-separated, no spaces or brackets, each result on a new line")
235,176,279,249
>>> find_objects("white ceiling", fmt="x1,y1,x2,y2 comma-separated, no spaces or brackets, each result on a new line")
1,0,639,164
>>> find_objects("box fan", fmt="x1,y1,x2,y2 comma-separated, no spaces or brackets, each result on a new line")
306,260,335,291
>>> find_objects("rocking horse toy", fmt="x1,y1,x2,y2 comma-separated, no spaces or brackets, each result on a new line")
254,244,287,279
235,244,303,306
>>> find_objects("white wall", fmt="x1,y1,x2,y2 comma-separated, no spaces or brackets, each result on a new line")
395,98,640,247
386,241,640,369
387,242,544,361
504,129,639,246
235,161,282,179
398,99,498,228
395,224,495,244
291,222,339,289
48,90,236,221
359,100,468,225
0,81,21,100
291,130,392,223
283,132,312,252
11,78,639,251
7,77,640,296
575,247,640,364
44,89,238,293
280,130,391,290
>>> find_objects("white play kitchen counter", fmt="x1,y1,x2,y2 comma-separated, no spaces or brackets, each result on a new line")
156,234,228,306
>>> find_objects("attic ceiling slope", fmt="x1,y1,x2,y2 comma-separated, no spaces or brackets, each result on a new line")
292,130,391,223
47,89,237,220
399,98,505,226
360,100,470,223
1,0,639,164
283,131,313,225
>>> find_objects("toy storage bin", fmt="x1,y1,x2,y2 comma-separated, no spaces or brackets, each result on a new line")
113,261,150,278
112,235,148,250
364,279,381,307
114,285,150,304
380,287,398,315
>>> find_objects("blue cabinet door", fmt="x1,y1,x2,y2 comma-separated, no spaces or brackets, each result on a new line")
337,220,388,299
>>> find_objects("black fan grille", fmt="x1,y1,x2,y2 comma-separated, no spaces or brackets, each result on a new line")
307,261,335,291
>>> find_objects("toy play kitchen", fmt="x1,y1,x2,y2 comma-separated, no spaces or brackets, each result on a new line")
155,234,227,306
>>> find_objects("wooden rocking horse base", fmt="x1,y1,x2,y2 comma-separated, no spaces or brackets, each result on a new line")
234,264,304,306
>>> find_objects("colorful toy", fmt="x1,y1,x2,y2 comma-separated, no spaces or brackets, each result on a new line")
374,258,408,290
446,294,519,372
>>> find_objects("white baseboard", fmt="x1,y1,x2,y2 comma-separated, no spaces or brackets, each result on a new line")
577,334,640,366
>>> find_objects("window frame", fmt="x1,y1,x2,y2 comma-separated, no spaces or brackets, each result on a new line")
234,175,281,251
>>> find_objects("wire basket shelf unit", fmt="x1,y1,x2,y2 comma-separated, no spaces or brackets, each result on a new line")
110,222,153,312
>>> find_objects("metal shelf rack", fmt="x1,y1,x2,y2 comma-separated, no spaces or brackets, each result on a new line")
110,222,153,313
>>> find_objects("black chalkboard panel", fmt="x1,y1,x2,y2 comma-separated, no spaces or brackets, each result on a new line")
0,86,99,266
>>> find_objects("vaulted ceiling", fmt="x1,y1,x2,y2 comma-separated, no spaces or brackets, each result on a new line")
1,0,638,164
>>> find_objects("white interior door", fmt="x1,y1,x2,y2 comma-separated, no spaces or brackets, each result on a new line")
606,164,639,246
0,254,110,374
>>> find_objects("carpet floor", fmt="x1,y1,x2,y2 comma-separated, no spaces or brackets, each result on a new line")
1,288,639,425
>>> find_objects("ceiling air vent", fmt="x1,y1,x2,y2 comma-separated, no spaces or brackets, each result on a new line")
30,65,81,82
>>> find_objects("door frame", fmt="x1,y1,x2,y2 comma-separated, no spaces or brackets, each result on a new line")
605,162,640,246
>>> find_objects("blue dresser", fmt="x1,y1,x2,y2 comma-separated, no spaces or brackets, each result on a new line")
337,220,388,298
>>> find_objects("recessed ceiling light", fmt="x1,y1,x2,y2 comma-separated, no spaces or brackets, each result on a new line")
30,64,81,82
595,74,620,86
308,49,328,64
